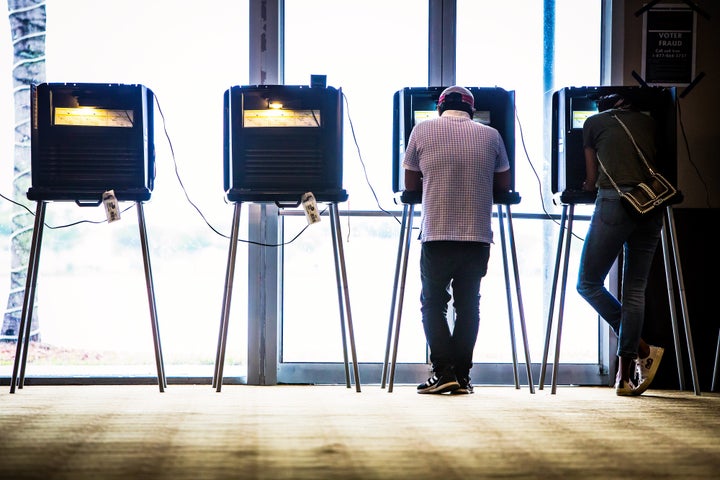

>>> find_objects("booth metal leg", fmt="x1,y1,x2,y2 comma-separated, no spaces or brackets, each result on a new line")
661,206,700,395
137,202,166,392
539,204,574,394
10,201,46,393
213,202,242,392
213,202,359,392
539,205,568,390
382,204,412,389
497,204,519,388
541,204,699,395
329,202,361,392
384,203,533,393
497,204,534,393
712,329,720,392
550,205,575,394
12,201,166,393
386,204,415,393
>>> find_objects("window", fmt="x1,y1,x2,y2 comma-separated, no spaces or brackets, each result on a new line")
1,1,606,384
280,0,604,381
456,0,602,364
1,0,250,378
281,0,428,367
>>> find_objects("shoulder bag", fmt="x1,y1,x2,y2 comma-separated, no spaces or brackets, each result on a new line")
596,114,682,217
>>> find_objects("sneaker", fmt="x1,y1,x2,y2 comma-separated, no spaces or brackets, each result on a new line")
615,378,636,396
634,345,664,395
417,372,460,394
452,376,474,395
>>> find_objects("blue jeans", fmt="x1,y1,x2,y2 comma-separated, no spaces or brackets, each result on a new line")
420,241,491,376
576,188,663,359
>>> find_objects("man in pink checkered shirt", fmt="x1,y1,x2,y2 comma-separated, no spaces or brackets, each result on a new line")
403,85,511,395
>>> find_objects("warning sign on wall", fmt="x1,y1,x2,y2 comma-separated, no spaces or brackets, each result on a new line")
642,5,696,85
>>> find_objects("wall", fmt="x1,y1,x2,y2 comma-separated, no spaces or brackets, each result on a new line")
644,208,720,391
621,0,719,208
618,1,719,391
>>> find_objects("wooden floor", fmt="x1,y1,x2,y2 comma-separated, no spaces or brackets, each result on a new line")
1,384,719,479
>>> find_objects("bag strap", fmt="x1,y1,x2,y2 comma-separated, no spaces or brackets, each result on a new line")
596,153,623,194
612,114,656,175
595,113,657,195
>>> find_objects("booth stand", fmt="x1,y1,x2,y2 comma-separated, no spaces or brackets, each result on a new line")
10,200,166,393
211,193,360,393
11,82,166,393
381,190,534,393
212,83,359,392
538,193,699,395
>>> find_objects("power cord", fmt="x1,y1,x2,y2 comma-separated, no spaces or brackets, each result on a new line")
153,92,323,247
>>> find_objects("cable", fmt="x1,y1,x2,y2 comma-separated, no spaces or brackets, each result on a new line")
677,97,712,208
0,90,338,246
0,191,134,228
514,103,587,242
342,91,402,226
153,92,323,247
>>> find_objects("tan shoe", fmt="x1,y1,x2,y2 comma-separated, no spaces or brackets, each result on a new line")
615,378,636,396
634,346,664,395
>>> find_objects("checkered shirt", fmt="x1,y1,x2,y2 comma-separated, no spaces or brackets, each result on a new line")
402,111,510,244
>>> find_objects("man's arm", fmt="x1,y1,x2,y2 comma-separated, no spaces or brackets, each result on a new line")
404,169,423,192
582,146,599,191
493,169,511,196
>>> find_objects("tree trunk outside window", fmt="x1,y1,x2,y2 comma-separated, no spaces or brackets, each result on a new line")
2,0,46,342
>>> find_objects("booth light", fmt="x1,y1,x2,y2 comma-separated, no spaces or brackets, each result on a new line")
268,101,283,109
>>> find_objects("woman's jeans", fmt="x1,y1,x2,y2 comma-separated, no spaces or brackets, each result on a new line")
420,241,490,376
576,188,663,359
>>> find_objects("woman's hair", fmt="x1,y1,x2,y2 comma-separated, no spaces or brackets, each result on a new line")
597,93,632,112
